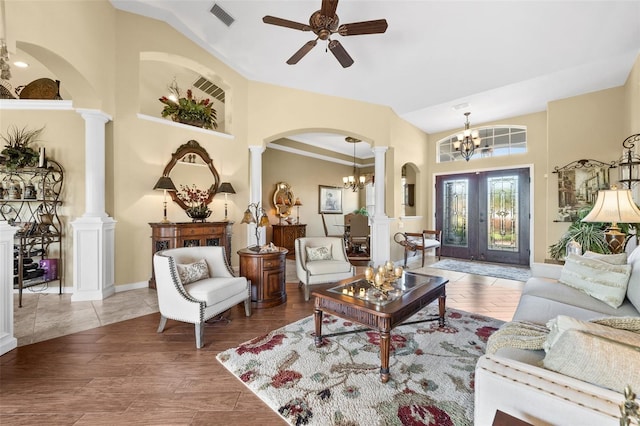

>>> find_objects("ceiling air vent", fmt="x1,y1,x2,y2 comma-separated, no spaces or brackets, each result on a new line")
210,3,234,27
193,76,225,103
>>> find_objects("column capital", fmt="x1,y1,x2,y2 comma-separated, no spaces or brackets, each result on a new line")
76,109,113,123
373,146,389,154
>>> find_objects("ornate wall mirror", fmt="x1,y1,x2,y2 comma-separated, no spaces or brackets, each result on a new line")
161,140,220,211
272,182,294,218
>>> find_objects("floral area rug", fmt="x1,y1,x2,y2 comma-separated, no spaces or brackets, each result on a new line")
430,259,531,282
216,306,503,426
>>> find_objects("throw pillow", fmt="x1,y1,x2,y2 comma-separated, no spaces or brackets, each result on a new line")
543,328,640,393
627,245,640,265
176,258,210,285
625,252,640,312
582,250,627,265
306,245,332,261
543,315,640,352
559,254,631,308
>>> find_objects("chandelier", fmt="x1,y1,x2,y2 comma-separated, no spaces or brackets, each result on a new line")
343,137,365,192
454,112,481,161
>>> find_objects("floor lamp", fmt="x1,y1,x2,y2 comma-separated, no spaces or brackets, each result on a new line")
582,187,640,254
216,182,236,221
153,176,176,223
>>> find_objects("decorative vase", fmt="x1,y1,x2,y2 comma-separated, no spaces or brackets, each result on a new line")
186,207,211,222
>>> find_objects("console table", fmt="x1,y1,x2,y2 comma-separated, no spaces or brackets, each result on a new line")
238,247,288,308
148,221,233,288
272,224,306,258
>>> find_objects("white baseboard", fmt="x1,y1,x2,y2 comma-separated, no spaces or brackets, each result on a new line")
14,280,150,295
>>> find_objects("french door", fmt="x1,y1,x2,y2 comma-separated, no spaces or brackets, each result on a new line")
435,168,530,266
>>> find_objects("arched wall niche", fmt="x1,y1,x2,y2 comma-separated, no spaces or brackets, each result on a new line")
15,41,98,108
401,162,419,217
139,51,231,134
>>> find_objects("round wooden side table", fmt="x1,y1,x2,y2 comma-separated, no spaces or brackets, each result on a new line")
237,247,288,308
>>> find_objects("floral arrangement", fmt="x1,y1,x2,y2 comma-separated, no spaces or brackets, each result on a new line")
177,184,211,219
159,83,218,130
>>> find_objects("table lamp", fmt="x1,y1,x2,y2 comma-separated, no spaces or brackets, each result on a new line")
153,176,176,223
294,197,302,223
216,182,236,221
582,187,640,254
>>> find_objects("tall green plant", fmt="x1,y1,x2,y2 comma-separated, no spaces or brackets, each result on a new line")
548,205,609,260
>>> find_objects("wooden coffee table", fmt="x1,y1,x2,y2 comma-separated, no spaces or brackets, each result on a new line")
312,271,448,383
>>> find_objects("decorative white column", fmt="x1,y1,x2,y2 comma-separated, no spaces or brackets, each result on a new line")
71,109,117,302
248,145,265,246
0,221,18,355
369,146,392,265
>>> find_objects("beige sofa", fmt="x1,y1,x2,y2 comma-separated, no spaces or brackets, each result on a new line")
474,253,640,425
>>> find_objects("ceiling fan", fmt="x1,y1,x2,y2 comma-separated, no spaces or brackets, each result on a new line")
262,0,388,68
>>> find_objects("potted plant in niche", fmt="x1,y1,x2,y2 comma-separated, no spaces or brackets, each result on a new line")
158,82,218,130
177,184,212,222
0,125,44,169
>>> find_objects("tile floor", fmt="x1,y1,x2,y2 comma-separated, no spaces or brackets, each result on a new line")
13,255,525,347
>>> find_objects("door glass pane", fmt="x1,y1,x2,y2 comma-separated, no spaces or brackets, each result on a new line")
487,175,518,252
443,179,468,247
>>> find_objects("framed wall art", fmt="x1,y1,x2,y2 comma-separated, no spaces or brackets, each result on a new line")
318,185,343,214
553,159,616,222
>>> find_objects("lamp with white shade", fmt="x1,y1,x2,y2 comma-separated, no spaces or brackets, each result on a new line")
581,187,640,254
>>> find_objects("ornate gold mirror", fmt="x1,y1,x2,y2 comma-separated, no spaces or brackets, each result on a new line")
272,182,294,218
162,140,220,211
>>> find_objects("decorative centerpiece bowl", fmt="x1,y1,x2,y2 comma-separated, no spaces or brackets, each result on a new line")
186,206,211,222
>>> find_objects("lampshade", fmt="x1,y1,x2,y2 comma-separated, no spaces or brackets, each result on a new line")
294,198,303,206
217,182,236,194
241,208,255,224
153,176,176,191
582,189,640,224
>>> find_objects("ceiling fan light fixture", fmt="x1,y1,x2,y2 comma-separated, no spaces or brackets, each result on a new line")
263,0,387,67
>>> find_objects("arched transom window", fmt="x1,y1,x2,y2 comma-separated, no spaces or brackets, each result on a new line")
437,125,527,163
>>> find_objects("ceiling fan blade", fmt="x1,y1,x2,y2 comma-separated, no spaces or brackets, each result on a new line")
338,19,388,36
263,15,311,31
287,40,318,65
321,0,339,18
328,40,354,68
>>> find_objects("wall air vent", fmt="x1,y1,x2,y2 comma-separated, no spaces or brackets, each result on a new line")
193,76,225,103
210,3,235,27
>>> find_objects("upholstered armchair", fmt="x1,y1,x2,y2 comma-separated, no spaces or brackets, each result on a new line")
295,237,355,301
153,246,251,348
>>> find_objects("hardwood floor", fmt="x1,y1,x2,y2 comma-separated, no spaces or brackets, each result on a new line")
1,261,524,425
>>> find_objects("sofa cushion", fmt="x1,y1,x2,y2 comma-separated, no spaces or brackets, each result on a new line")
176,258,210,285
582,250,627,265
559,254,631,308
184,276,247,306
306,260,353,275
306,245,332,261
513,278,640,324
542,327,640,393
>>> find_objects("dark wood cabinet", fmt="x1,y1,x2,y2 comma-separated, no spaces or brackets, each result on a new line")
148,221,233,288
237,247,288,308
271,224,305,258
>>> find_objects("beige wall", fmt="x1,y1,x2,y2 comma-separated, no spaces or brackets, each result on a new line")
3,1,639,290
624,56,640,135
